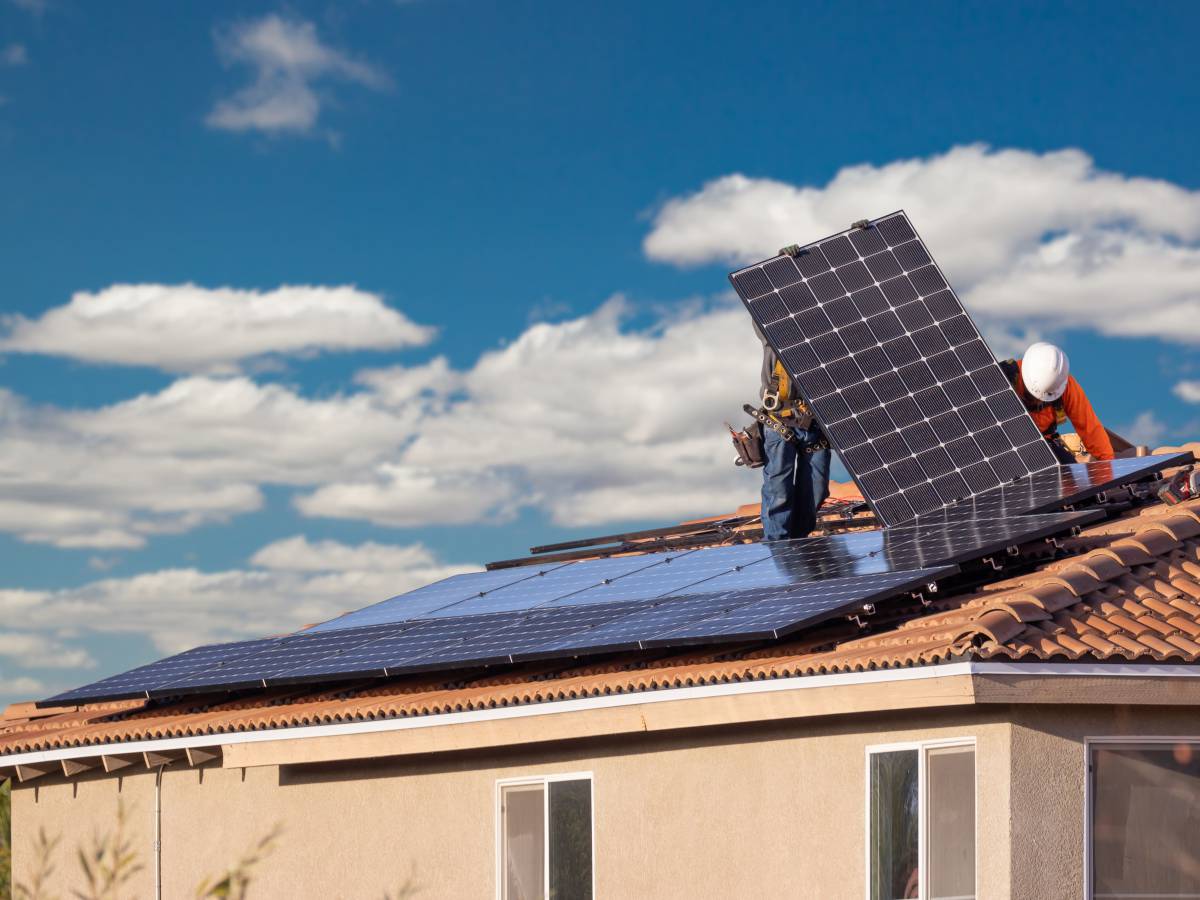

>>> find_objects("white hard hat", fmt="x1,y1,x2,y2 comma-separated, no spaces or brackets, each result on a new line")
1021,342,1070,402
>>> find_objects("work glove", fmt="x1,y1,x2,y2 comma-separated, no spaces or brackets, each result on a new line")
778,244,802,257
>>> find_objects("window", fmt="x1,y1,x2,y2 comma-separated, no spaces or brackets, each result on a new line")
1090,740,1200,899
498,774,593,900
868,741,976,900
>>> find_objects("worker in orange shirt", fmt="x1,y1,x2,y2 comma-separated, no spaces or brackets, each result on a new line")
1000,342,1114,463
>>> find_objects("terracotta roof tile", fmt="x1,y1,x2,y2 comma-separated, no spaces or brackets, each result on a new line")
8,494,1200,757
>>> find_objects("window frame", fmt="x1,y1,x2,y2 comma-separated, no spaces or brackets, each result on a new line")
864,737,978,900
1083,735,1200,900
495,771,596,900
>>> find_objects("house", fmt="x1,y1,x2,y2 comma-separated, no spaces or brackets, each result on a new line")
4,446,1200,898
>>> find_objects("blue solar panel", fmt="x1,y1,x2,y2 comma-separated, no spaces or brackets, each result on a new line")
41,507,1113,706
40,638,273,706
918,453,1193,522
415,551,698,618
648,567,954,644
307,563,573,632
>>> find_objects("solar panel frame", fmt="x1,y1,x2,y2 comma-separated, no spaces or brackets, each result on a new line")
730,211,1058,527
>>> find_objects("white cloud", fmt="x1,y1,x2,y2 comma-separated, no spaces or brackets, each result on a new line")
0,632,93,669
1121,410,1170,448
0,375,419,548
0,536,474,705
0,292,764,549
0,536,473,659
2,43,27,66
0,283,433,373
643,145,1200,344
0,676,45,701
1174,381,1200,404
207,14,389,135
299,296,762,528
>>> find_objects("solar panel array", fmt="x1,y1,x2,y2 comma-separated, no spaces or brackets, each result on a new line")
42,510,1106,706
730,211,1058,527
38,207,1196,710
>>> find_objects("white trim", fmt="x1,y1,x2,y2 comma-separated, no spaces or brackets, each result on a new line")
495,772,595,900
1082,736,1200,900
5,661,1200,769
864,737,977,900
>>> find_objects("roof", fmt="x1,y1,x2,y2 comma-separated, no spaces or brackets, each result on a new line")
4,446,1199,758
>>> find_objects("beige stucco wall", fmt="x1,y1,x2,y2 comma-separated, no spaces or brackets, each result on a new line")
17,700,1193,898
12,707,1011,899
1005,704,1200,899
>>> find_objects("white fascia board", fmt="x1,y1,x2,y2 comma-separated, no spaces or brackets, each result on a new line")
3,661,1198,769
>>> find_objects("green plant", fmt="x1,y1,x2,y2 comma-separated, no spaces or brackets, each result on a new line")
12,827,60,900
73,801,141,900
192,825,282,900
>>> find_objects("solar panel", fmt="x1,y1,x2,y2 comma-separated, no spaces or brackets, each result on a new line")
920,453,1193,522
646,571,947,645
41,504,1111,706
531,567,954,658
730,211,1057,527
40,637,275,706
307,562,573,632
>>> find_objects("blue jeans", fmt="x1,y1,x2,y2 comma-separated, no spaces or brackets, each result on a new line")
761,425,832,541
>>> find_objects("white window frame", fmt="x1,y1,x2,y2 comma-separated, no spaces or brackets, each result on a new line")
1083,735,1200,900
864,737,978,900
495,771,596,900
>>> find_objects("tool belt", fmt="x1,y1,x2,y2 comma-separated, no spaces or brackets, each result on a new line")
731,420,766,468
734,403,829,457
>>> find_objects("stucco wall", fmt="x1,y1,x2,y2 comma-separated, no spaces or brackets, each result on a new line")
11,708,1012,899
1006,704,1200,899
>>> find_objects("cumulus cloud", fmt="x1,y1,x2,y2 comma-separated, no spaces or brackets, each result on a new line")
1174,381,1200,404
0,376,420,548
644,145,1200,344
1121,410,1170,448
299,296,762,528
7,536,471,653
0,536,474,705
2,43,27,66
207,14,389,135
0,293,763,548
0,283,432,373
0,632,93,670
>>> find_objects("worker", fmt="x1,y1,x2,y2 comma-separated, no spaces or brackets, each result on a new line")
1000,342,1114,462
755,246,832,540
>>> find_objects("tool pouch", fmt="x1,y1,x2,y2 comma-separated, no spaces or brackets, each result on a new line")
732,421,766,468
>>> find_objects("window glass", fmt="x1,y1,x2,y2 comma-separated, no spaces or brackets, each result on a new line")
1092,743,1200,898
927,746,975,900
502,783,545,900
549,779,593,900
871,749,919,900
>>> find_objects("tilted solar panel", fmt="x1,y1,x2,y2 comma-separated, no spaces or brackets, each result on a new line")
729,211,1058,526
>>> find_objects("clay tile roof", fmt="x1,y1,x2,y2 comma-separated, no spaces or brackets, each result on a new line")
6,483,1200,757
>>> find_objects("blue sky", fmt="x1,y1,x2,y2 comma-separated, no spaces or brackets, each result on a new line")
0,0,1198,704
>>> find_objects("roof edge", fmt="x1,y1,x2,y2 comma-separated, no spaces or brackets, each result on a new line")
6,660,1200,773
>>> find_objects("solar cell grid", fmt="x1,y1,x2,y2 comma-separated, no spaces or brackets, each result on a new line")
731,211,1058,526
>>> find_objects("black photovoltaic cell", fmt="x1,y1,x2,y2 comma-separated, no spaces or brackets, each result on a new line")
41,508,1110,705
729,211,1058,526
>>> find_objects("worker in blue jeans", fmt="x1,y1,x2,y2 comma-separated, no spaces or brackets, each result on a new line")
756,320,832,541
